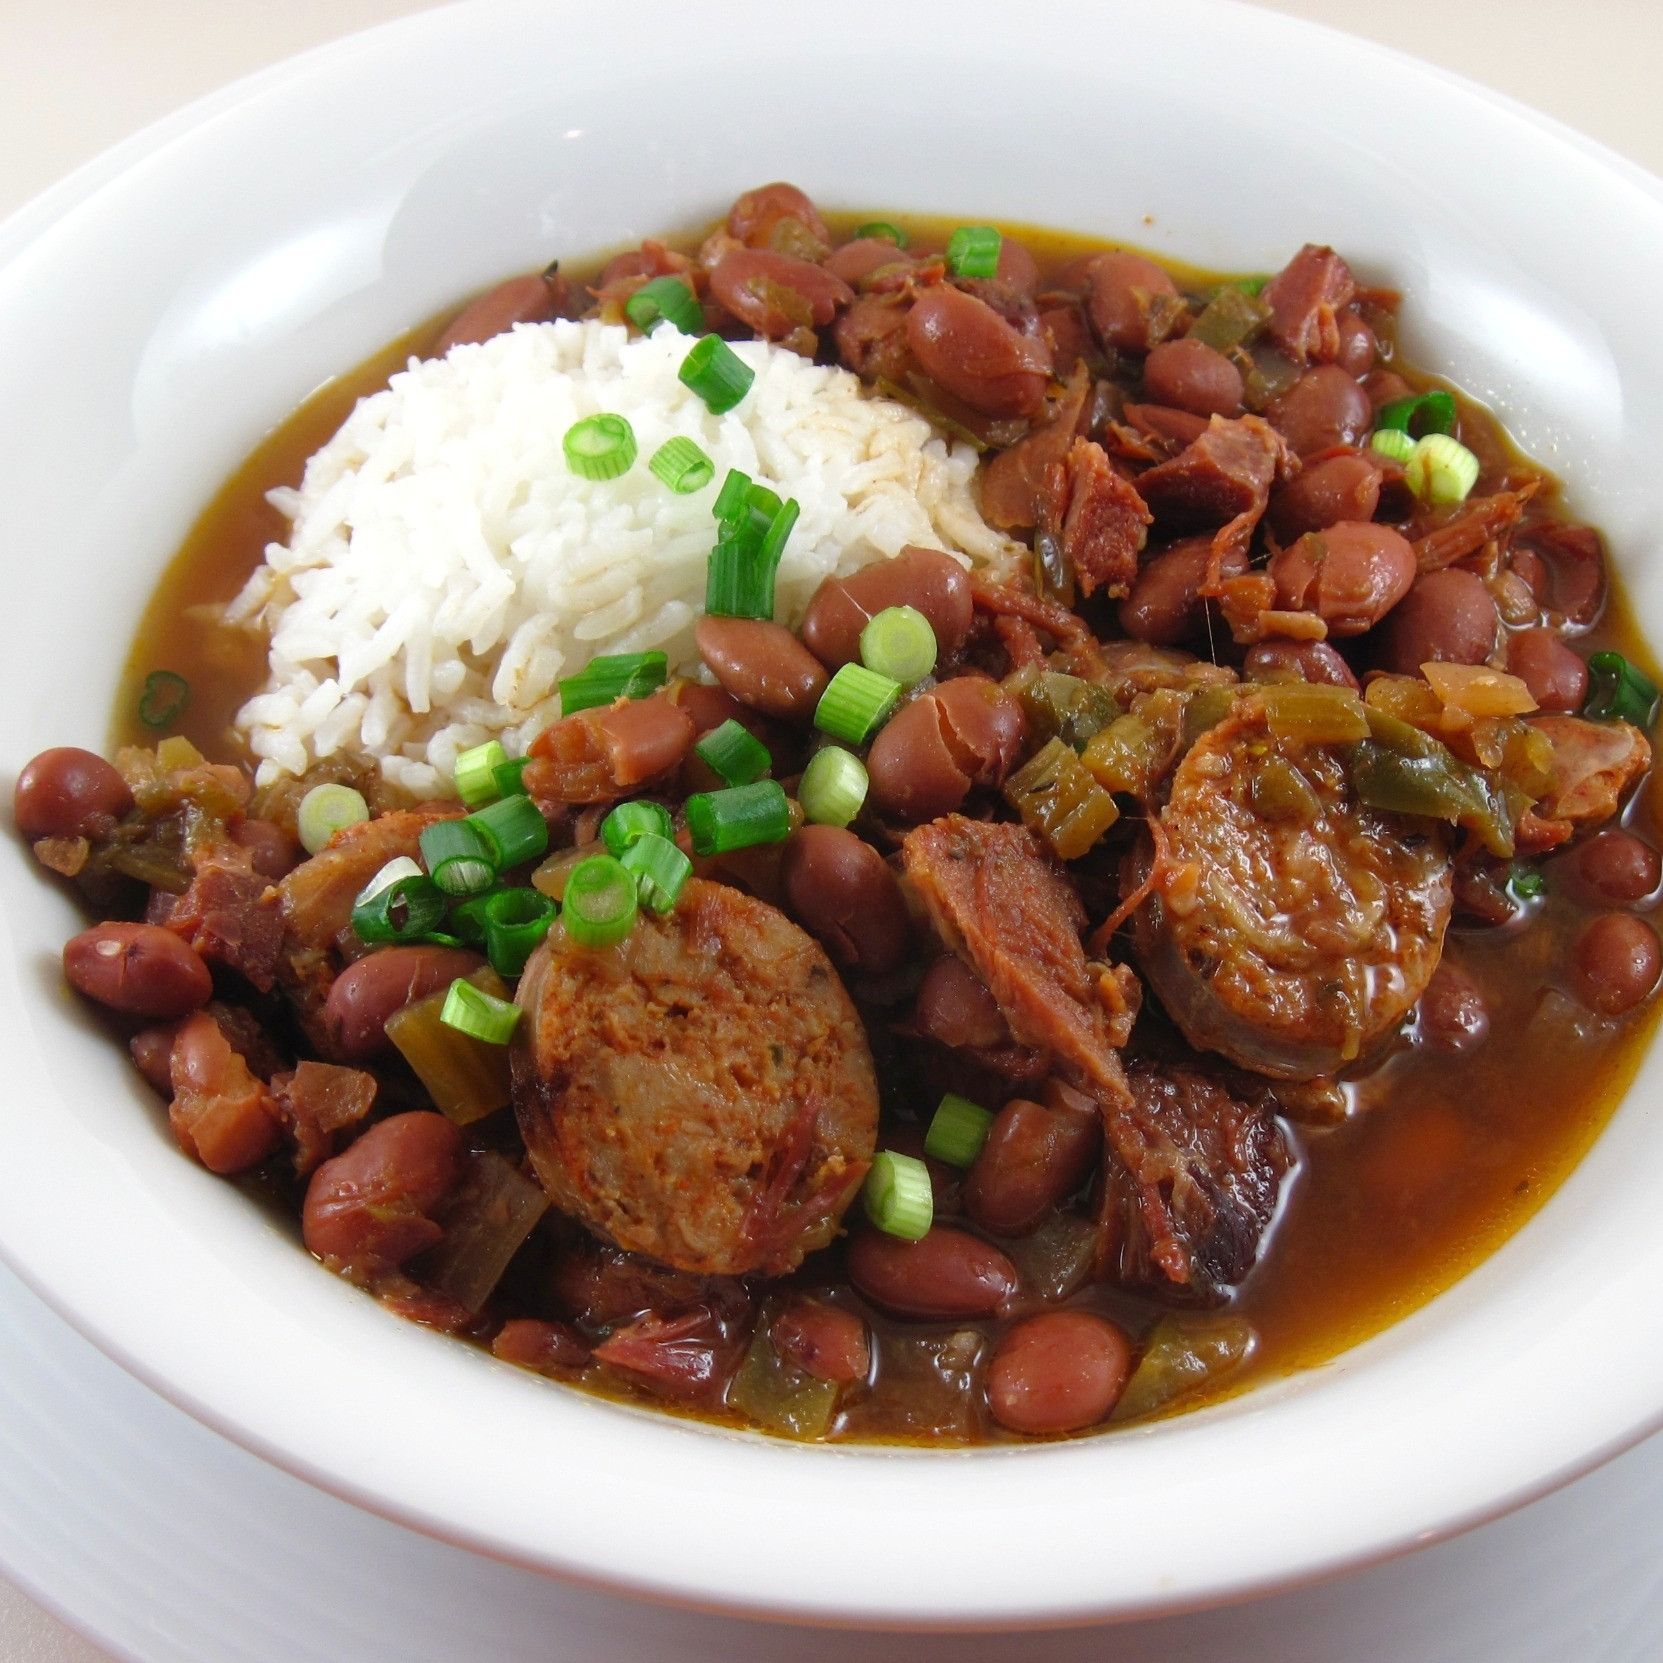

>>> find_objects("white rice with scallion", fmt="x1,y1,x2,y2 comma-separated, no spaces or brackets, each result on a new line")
226,319,1020,797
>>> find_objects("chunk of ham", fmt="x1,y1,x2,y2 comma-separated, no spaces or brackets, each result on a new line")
168,1009,284,1174
164,846,283,991
1515,717,1651,853
1261,244,1356,363
1133,414,1288,548
1039,438,1152,599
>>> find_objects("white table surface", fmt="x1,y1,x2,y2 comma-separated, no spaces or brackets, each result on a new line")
2,1,1661,1656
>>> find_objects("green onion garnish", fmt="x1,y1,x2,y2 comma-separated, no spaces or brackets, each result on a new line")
558,651,669,715
453,739,508,808
351,870,449,944
465,793,549,870
619,831,693,915
704,468,797,621
649,436,715,495
799,746,869,827
679,334,755,414
814,663,902,745
1376,389,1457,438
859,605,938,686
863,1151,934,1241
694,718,771,786
713,466,752,521
493,757,532,798
755,496,799,569
854,221,908,248
419,818,497,897
945,225,1002,280
1585,651,1660,728
1404,433,1480,505
439,977,521,1045
1231,274,1270,297
448,890,495,947
138,670,190,730
685,780,792,856
562,854,640,949
563,413,638,481
297,782,370,855
623,275,703,336
353,856,425,908
480,887,557,978
601,799,675,858
1504,861,1546,904
923,1093,996,1169
1369,428,1416,465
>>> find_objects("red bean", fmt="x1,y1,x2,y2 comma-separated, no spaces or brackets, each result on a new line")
14,747,132,839
906,286,1051,419
694,615,827,720
834,294,913,382
825,237,909,287
985,1311,1131,1434
1508,628,1588,713
1268,365,1372,456
1333,309,1377,377
1268,521,1416,637
1416,961,1489,1053
1085,251,1180,355
913,955,1010,1049
64,922,213,1018
1119,536,1247,646
492,1317,591,1375
963,1096,1099,1236
780,825,910,974
324,945,489,1062
771,1300,870,1383
526,694,696,802
933,676,1026,782
230,816,300,880
847,1226,1019,1319
130,1023,179,1095
302,1111,464,1271
710,248,853,339
800,546,974,669
1572,914,1662,1015
728,182,830,249
1578,831,1662,904
1142,338,1243,418
1377,568,1499,673
1267,452,1381,542
432,274,558,355
866,696,972,822
1242,639,1359,690
1366,370,1413,412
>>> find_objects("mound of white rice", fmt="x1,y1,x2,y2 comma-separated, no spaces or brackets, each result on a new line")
227,319,1021,797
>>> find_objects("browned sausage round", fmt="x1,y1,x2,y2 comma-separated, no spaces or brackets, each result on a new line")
1268,365,1372,456
906,287,1052,419
14,747,132,839
710,248,853,339
963,1095,1099,1236
230,817,300,880
1415,960,1490,1052
432,274,558,355
1242,639,1360,690
846,1226,1019,1319
1120,537,1248,646
324,945,489,1062
1572,914,1662,1015
64,922,213,1018
1577,829,1662,903
780,825,910,974
694,615,828,720
1267,452,1381,542
866,695,973,823
1085,251,1180,355
1142,338,1243,418
800,547,974,669
913,954,1010,1049
985,1311,1131,1434
1508,628,1588,713
1268,522,1416,636
770,1300,870,1383
1378,568,1499,673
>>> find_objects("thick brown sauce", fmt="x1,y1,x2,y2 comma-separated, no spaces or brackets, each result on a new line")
115,214,1663,1438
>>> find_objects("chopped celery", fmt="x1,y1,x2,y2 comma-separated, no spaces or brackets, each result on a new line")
726,1325,840,1440
1008,667,1120,752
1082,714,1162,797
1186,287,1269,354
1004,737,1120,860
1250,757,1323,821
385,966,515,1124
1258,683,1369,746
410,1150,548,1312
1111,1314,1257,1423
1181,684,1237,748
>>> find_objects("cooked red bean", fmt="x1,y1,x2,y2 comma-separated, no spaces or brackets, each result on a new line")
693,615,827,720
1268,365,1372,456
1333,310,1377,377
130,1023,179,1095
525,694,695,803
64,922,213,1018
846,1226,1019,1319
985,1311,1131,1434
800,546,974,669
1366,369,1413,412
230,816,300,880
432,273,558,355
1416,961,1489,1053
1508,627,1588,713
866,695,973,823
709,248,853,339
728,182,829,249
1242,639,1359,689
1268,521,1416,637
933,675,1027,781
302,1110,464,1272
913,954,1010,1049
324,945,489,1062
168,1008,283,1174
493,1317,591,1374
825,237,910,287
14,746,132,839
1267,452,1381,542
1143,338,1243,418
1578,830,1662,903
771,1299,870,1383
1120,536,1247,646
780,825,909,974
906,286,1051,419
1084,251,1180,355
1378,568,1499,673
963,1095,1099,1236
1572,914,1662,1015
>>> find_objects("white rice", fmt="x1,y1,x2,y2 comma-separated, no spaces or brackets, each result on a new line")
227,319,1020,797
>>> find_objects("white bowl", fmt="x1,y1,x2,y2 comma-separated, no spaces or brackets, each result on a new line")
3,0,1663,1628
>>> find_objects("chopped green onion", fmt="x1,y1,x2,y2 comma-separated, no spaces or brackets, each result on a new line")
1405,433,1481,505
1585,651,1660,728
493,757,532,798
814,663,902,745
448,890,495,947
756,495,799,570
480,887,557,978
705,468,796,620
138,670,190,730
1231,274,1270,297
623,275,703,336
945,225,1002,279
353,856,425,908
712,466,752,522
679,334,755,414
619,831,692,914
601,799,675,858
563,854,639,949
465,793,549,869
440,977,521,1045
924,1093,996,1169
1504,861,1546,903
859,605,937,686
648,435,715,494
419,818,497,897
799,746,868,828
351,871,448,943
1369,428,1416,465
1375,389,1457,438
863,1151,934,1240
563,413,638,481
453,740,508,807
558,651,668,715
685,780,792,856
297,783,370,854
695,718,772,786
854,221,908,248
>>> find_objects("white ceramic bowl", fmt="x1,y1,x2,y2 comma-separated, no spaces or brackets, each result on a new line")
3,0,1663,1628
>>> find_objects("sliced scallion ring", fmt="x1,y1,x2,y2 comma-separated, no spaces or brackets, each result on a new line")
1375,389,1457,437
563,854,640,949
439,977,522,1045
558,651,668,715
480,887,557,978
863,1150,934,1240
854,221,908,248
945,225,1001,279
297,783,370,855
563,412,638,481
1369,428,1416,465
799,746,868,828
859,605,938,686
419,818,497,897
1404,433,1480,505
619,831,693,915
350,872,448,944
684,780,791,856
694,718,772,787
624,275,703,336
138,670,190,730
352,856,425,909
814,663,902,745
1585,651,1660,728
648,436,716,494
923,1093,995,1169
601,799,675,858
465,793,550,869
679,335,755,414
453,739,508,808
